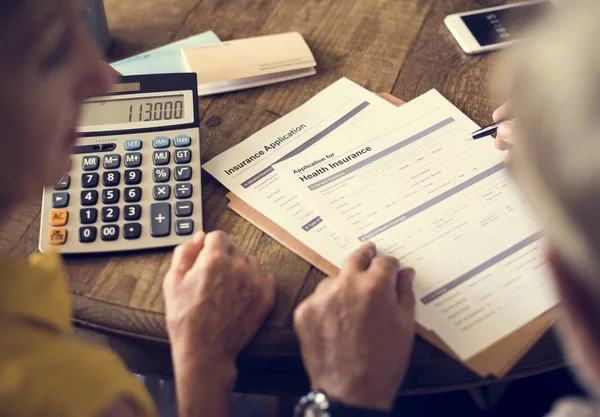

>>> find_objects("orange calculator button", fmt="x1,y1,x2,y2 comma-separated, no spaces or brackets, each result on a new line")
50,210,68,226
49,228,68,245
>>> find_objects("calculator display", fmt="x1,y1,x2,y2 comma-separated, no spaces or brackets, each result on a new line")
80,94,186,127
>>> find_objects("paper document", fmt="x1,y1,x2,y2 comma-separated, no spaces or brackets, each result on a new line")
111,31,221,75
182,32,316,96
203,78,398,267
272,90,557,359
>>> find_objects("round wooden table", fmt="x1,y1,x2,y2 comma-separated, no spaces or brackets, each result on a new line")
0,0,566,396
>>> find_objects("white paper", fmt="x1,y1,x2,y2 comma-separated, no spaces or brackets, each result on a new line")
203,78,398,268
273,89,557,359
111,31,221,75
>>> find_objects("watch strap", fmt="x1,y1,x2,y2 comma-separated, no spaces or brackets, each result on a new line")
328,399,391,417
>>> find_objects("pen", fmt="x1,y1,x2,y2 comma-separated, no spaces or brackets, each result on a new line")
471,119,516,140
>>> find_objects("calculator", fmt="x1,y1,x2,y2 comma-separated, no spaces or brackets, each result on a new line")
39,73,203,254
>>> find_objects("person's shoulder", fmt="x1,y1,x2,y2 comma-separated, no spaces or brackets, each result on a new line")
546,398,598,417
0,253,156,417
0,321,156,417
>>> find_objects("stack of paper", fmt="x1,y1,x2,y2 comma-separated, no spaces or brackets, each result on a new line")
203,78,558,373
110,31,221,75
182,32,317,96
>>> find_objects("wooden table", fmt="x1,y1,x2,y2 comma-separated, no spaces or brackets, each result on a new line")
0,0,566,396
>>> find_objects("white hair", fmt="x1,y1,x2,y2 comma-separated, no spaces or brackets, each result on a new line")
496,0,600,294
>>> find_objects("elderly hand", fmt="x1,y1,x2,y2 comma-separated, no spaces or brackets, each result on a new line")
493,102,516,150
294,243,416,412
163,231,275,372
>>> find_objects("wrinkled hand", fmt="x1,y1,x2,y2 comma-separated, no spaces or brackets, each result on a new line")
493,102,516,150
163,231,276,370
294,243,416,412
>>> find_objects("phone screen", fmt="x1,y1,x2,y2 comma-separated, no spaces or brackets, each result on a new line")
461,1,552,46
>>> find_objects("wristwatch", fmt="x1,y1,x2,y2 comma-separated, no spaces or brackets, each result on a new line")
294,389,390,417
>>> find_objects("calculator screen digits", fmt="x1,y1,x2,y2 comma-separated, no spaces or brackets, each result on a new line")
80,94,185,127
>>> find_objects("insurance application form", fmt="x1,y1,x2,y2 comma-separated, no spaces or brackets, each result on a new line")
203,78,398,267
273,90,557,359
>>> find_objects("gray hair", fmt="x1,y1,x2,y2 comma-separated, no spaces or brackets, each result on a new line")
495,0,600,291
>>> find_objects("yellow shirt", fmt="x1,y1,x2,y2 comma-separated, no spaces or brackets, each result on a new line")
0,252,157,417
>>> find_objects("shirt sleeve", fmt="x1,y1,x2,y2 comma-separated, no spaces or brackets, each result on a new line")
545,398,597,417
0,327,157,417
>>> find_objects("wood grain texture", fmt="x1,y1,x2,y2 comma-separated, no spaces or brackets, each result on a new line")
0,0,566,394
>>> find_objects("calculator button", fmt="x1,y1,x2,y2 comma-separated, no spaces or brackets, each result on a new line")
175,201,193,217
50,210,68,226
101,225,120,241
174,135,191,147
153,167,171,183
153,150,170,166
153,184,171,200
174,166,192,181
124,204,142,221
82,155,100,171
125,152,142,168
102,189,120,204
102,171,121,187
176,220,194,236
174,149,192,164
150,203,171,237
52,192,69,208
79,226,97,243
124,169,142,185
175,183,192,199
81,190,98,206
124,139,142,151
53,175,71,190
103,154,121,169
124,187,142,203
153,136,170,149
124,223,142,240
102,206,120,223
80,208,98,224
49,228,68,245
81,173,99,188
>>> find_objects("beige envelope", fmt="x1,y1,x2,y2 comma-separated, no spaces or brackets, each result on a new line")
182,32,317,95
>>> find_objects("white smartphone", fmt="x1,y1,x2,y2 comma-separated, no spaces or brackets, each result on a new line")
444,1,553,54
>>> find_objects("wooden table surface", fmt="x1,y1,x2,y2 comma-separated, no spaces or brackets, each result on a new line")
0,0,566,395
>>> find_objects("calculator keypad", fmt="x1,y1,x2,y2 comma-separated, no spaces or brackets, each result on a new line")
102,189,120,205
103,154,121,169
150,203,171,237
79,226,97,243
80,208,97,224
124,187,142,203
153,167,171,183
153,185,171,200
103,171,120,187
101,225,119,241
125,152,142,168
54,175,71,191
124,169,142,185
82,156,100,171
82,173,99,188
153,151,170,166
101,206,120,223
174,166,192,181
124,205,142,221
52,192,70,208
41,128,202,254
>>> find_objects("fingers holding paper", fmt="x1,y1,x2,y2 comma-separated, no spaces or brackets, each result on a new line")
294,243,416,412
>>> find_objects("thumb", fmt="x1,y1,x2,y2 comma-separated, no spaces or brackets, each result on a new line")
169,232,206,279
396,267,416,311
